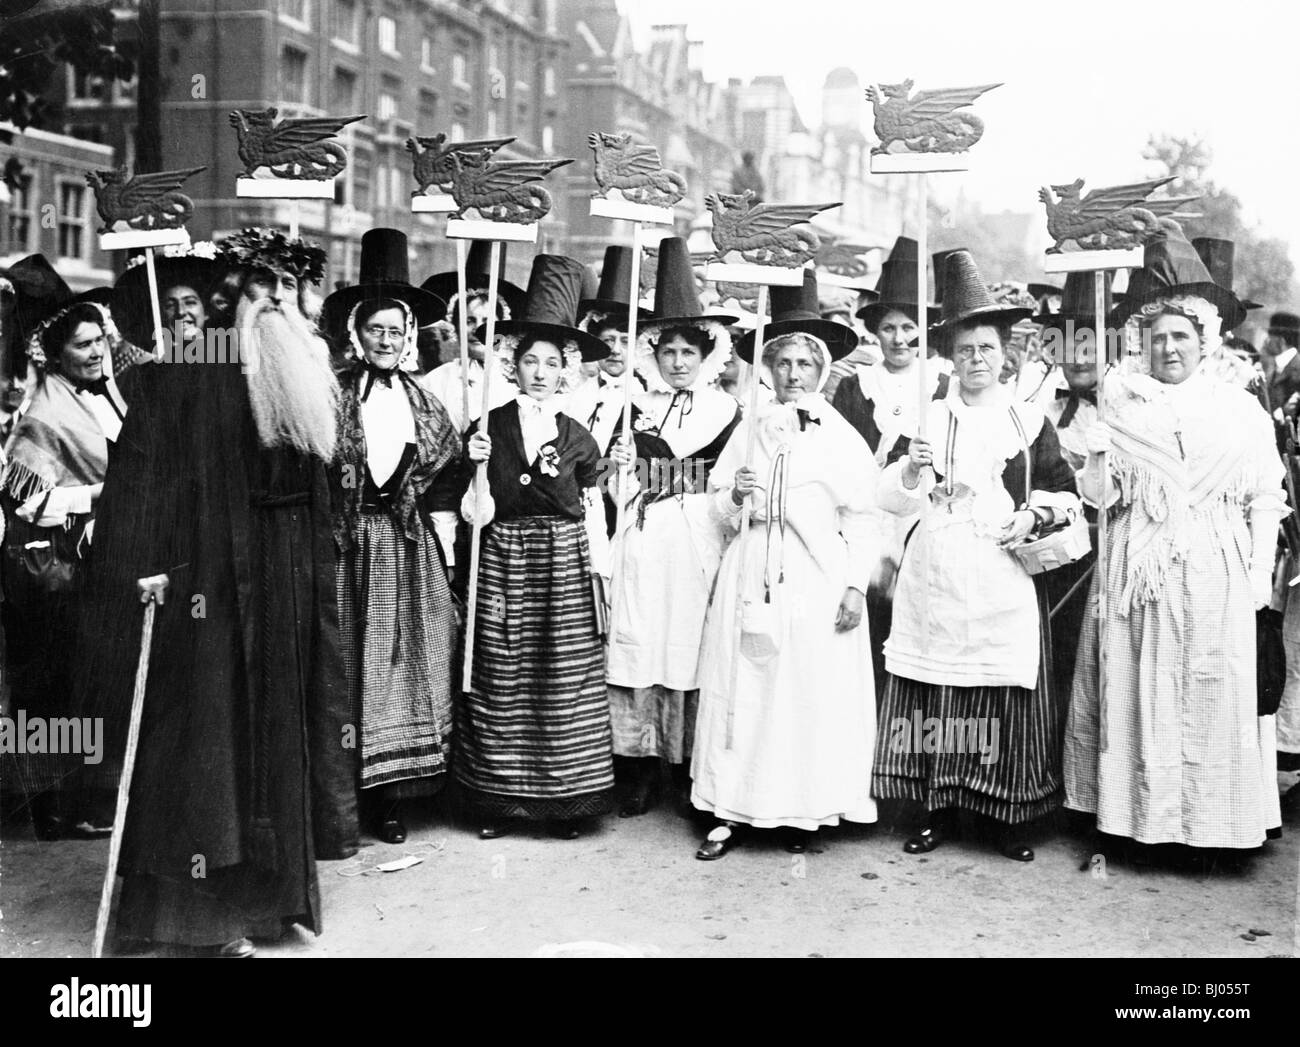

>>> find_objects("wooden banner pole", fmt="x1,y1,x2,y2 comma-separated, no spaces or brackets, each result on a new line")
456,237,471,430
1094,267,1109,751
608,224,643,623
915,173,931,636
142,248,167,362
461,240,503,695
725,282,769,751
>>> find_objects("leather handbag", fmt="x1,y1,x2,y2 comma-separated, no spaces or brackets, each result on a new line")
1,493,84,607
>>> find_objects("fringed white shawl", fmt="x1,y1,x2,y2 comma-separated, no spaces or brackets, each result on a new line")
1104,371,1281,613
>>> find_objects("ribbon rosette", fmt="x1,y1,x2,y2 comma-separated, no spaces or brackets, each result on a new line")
538,444,560,477
632,414,658,434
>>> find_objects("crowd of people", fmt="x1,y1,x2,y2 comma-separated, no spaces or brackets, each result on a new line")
0,216,1296,957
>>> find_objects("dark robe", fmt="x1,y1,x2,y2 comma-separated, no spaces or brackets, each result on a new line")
77,358,356,947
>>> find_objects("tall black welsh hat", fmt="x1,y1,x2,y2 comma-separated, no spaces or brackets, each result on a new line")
1192,236,1262,318
932,250,1032,333
475,254,610,362
735,268,859,364
321,228,446,336
642,237,736,337
421,239,527,319
856,236,941,330
579,245,651,320
1111,229,1245,331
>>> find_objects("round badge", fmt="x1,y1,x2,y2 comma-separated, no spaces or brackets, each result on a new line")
519,473,532,486
892,406,902,416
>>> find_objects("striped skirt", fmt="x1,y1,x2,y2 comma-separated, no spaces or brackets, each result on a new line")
456,515,614,820
338,511,455,792
872,674,1063,825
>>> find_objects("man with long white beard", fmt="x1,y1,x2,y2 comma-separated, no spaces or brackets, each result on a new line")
77,229,357,958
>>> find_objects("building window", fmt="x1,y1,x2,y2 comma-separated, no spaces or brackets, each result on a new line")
378,14,399,55
452,53,469,90
421,35,436,73
541,124,553,152
6,173,33,251
280,46,310,105
352,148,371,210
280,0,310,26
378,91,398,122
543,66,555,97
451,121,466,143
486,109,497,136
331,67,357,112
56,180,88,261
332,0,359,45
69,68,109,103
418,90,438,131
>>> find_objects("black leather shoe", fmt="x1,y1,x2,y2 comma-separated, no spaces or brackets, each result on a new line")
548,819,582,840
782,828,813,854
903,826,943,854
377,801,407,844
619,780,657,818
1000,841,1035,862
479,823,511,839
695,824,740,861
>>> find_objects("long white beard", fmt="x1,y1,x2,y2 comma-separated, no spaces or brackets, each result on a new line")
238,296,339,460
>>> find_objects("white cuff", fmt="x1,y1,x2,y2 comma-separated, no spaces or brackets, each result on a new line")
460,480,496,527
1076,464,1120,509
1249,505,1287,578
430,510,458,567
18,484,94,526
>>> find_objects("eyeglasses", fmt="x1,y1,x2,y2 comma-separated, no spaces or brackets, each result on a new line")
954,344,1000,362
363,325,406,342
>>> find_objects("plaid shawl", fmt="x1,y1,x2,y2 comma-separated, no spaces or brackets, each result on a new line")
331,367,460,553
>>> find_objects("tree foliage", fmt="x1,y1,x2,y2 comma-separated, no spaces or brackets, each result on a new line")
0,2,135,187
1143,132,1296,310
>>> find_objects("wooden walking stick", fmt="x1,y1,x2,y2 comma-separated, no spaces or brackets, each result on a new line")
704,192,841,749
92,579,167,959
586,129,684,624
445,147,575,694
867,79,1002,636
1039,173,1200,751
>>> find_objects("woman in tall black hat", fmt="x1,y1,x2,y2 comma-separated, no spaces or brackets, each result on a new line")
563,245,650,456
1,255,128,839
1064,229,1286,859
600,238,740,816
874,249,1082,862
457,254,616,839
689,273,877,858
418,241,527,434
833,236,947,699
323,228,462,845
